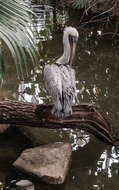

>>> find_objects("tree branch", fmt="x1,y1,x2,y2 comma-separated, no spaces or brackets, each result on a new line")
0,100,118,145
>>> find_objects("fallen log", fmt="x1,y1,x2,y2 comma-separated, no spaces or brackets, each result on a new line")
0,100,119,145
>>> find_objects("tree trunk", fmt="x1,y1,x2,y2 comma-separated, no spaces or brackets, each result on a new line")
0,100,118,145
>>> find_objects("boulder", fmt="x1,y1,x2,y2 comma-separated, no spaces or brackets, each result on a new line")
13,142,72,184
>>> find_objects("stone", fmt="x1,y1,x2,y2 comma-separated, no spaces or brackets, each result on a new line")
16,180,33,187
15,180,34,190
13,142,72,184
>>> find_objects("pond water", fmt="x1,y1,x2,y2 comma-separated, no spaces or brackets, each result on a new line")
0,0,119,190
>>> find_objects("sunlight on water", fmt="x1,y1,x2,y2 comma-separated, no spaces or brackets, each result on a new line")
18,81,43,104
28,3,69,43
97,147,119,178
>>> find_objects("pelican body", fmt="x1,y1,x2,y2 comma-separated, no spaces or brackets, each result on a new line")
44,26,79,117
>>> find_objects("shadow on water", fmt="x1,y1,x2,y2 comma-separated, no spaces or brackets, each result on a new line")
0,0,119,190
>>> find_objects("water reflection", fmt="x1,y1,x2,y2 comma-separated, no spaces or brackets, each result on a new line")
97,147,119,178
28,1,69,42
0,1,119,190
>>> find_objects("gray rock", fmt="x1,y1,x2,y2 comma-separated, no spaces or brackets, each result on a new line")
16,180,34,190
13,143,72,184
16,180,33,187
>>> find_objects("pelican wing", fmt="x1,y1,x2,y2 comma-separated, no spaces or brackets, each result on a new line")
62,66,76,98
61,66,76,116
44,64,63,115
70,68,77,95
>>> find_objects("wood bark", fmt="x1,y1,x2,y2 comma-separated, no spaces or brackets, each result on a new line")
0,100,118,145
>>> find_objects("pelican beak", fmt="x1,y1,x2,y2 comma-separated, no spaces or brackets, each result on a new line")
70,41,76,67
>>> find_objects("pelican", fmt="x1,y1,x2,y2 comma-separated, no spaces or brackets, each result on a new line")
44,26,79,117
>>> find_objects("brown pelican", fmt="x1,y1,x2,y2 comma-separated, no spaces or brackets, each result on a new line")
44,26,79,117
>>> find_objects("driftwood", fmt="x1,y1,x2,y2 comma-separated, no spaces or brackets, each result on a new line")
0,100,119,145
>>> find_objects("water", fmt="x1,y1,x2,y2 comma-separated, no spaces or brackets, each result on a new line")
0,0,119,189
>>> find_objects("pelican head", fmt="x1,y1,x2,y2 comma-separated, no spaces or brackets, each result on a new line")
64,26,79,66
56,26,79,66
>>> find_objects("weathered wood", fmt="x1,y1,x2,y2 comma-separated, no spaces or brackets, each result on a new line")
0,100,118,145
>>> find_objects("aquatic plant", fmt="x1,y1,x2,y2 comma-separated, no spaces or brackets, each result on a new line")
68,0,94,9
0,0,39,78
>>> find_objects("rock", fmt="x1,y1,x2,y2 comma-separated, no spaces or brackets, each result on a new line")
16,180,33,187
13,143,72,184
15,180,34,190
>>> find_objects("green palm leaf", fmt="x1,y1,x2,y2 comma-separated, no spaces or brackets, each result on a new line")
73,0,93,9
0,0,39,78
0,42,5,79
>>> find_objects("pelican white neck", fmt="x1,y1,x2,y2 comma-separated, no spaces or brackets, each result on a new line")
56,26,79,65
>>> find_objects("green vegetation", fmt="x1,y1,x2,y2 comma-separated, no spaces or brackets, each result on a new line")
72,0,94,9
0,0,39,78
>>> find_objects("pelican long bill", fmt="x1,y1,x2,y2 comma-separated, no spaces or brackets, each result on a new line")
70,42,76,67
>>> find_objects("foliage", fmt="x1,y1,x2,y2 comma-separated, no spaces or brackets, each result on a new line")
72,0,94,9
0,0,39,78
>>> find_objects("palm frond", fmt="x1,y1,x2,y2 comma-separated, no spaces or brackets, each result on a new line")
73,0,93,9
0,41,5,79
0,0,39,78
